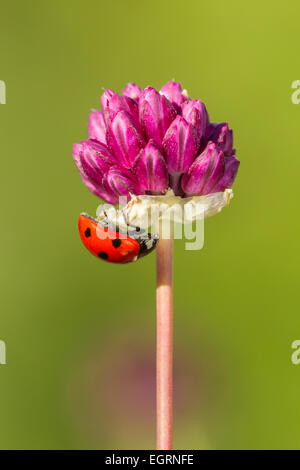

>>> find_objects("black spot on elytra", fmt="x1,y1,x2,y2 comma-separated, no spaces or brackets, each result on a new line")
98,251,108,260
112,238,122,248
84,227,91,238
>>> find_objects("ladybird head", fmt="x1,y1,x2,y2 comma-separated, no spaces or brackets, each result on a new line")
137,232,159,259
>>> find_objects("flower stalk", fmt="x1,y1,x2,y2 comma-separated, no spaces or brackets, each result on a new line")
156,236,173,450
73,81,240,449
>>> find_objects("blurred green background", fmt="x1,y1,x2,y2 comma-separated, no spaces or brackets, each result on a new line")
0,0,300,450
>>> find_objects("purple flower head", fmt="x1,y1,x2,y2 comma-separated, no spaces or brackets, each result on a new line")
73,82,240,203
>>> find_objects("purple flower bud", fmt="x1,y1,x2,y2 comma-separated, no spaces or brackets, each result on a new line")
107,111,145,169
72,143,117,204
122,83,142,101
139,87,177,147
133,140,169,192
101,89,139,126
163,116,199,173
104,167,142,201
73,82,240,202
181,142,225,195
87,110,107,144
213,153,240,192
80,145,109,184
208,122,233,155
160,81,188,109
100,89,114,121
85,139,118,170
182,99,209,142
73,141,111,185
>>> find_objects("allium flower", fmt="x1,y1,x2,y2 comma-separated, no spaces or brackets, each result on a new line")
73,81,240,207
73,81,241,450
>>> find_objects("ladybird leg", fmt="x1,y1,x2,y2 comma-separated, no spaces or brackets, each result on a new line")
124,211,146,236
120,208,148,238
128,227,147,238
114,210,130,236
97,217,109,228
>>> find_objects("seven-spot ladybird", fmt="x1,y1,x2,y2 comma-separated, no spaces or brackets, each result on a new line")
78,213,159,264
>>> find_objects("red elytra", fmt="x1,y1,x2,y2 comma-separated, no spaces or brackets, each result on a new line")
78,214,158,264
